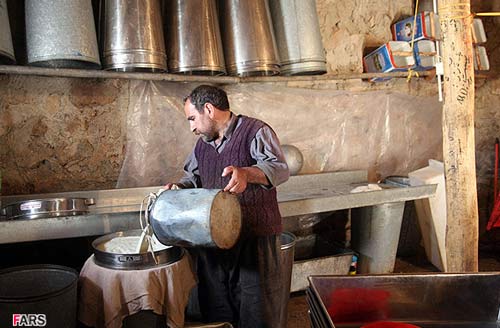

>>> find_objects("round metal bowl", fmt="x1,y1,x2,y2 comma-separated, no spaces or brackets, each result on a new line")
0,198,95,221
92,230,184,270
282,144,304,176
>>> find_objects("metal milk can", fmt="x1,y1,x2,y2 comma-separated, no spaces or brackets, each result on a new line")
26,0,101,69
0,0,15,64
220,0,280,76
149,189,242,249
164,0,226,76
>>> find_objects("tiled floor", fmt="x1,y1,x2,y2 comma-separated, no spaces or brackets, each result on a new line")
285,253,500,328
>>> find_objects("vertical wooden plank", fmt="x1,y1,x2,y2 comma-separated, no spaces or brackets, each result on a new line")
439,0,478,272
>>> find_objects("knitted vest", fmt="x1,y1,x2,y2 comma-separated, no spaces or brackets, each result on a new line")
194,115,282,236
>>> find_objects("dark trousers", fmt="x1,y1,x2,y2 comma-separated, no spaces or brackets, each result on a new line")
189,235,282,328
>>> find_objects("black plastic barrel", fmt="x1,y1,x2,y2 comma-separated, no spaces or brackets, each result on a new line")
0,265,78,328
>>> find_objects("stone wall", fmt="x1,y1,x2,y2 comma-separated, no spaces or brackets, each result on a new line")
0,76,129,194
318,0,412,73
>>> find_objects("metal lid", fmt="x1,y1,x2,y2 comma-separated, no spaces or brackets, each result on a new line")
0,198,95,221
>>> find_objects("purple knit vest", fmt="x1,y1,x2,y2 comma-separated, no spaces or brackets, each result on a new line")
194,115,282,236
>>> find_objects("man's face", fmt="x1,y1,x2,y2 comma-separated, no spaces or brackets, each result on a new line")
184,99,219,142
404,24,412,37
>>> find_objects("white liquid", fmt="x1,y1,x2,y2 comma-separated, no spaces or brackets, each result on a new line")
97,236,170,254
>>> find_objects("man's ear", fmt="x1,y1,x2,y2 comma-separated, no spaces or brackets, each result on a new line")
205,103,216,118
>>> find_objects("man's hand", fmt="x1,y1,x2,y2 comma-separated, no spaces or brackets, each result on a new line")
163,183,182,190
222,166,248,194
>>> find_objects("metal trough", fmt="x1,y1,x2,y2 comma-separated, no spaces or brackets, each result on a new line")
308,273,500,328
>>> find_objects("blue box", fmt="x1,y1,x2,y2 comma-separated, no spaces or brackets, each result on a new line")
392,12,440,42
363,41,415,81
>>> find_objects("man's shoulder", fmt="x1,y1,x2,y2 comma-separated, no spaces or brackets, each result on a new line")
238,115,269,129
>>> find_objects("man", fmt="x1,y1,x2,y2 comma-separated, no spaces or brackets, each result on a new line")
164,85,289,327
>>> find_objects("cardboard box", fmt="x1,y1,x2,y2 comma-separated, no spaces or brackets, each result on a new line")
363,41,415,81
472,18,487,44
473,45,490,71
392,12,440,41
413,39,436,71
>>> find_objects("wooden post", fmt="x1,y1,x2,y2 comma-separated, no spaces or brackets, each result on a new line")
439,0,478,272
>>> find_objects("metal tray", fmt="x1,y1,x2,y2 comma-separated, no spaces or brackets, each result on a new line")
0,197,95,220
306,287,332,328
92,229,184,270
308,273,500,328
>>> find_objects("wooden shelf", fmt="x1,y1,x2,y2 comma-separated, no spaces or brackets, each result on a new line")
0,65,434,83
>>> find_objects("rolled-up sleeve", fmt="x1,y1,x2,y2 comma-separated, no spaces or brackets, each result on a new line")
251,126,290,188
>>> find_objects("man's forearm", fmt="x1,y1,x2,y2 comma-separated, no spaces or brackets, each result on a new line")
240,166,270,186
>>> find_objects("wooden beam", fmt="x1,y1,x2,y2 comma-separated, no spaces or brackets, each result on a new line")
439,0,478,272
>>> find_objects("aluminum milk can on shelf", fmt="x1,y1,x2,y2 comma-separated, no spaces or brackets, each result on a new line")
220,0,280,76
0,0,15,64
101,0,167,72
25,0,101,69
269,0,326,75
164,0,226,75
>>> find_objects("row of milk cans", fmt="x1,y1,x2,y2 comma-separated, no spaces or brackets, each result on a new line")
364,11,490,81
